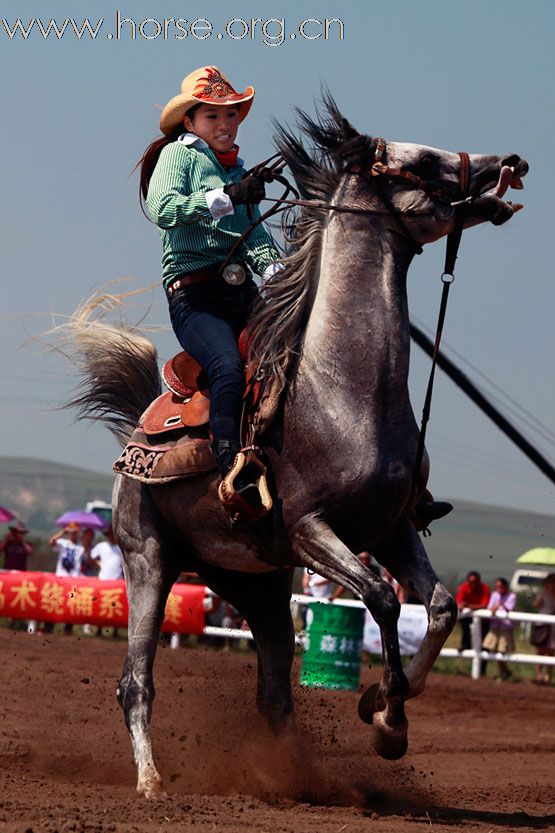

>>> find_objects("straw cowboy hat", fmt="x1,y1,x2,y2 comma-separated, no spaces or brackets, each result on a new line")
159,66,254,135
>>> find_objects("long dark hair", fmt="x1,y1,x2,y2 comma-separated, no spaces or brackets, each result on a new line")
135,104,201,215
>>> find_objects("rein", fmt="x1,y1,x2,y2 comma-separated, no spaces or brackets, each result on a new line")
412,151,470,486
223,139,472,266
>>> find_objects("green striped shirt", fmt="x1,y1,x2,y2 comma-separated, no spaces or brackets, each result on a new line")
146,138,280,289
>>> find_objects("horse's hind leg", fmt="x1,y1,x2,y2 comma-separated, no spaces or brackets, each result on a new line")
371,520,458,700
114,481,180,799
198,563,295,733
291,515,408,760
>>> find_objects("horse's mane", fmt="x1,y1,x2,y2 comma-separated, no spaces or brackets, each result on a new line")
248,92,376,387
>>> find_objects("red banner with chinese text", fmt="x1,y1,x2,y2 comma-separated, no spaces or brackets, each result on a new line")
0,570,206,633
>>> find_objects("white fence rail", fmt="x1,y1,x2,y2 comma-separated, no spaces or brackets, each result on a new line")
458,607,555,679
190,593,555,681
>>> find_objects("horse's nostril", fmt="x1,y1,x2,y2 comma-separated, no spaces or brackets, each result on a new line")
501,154,520,168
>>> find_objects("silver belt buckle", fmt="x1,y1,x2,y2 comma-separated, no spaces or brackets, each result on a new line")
222,263,246,286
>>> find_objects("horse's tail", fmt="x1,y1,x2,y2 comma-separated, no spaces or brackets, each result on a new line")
53,289,162,447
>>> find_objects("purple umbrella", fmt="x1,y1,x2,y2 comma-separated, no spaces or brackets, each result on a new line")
55,510,107,530
0,506,16,524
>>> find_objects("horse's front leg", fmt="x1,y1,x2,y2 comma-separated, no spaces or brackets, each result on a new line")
291,515,409,760
372,520,458,700
115,486,179,798
198,563,296,734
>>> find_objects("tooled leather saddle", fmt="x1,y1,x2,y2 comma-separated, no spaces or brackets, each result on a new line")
113,329,280,521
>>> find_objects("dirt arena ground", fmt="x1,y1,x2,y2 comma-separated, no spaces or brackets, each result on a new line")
0,628,553,833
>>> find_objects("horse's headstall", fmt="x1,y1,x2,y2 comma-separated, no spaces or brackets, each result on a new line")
348,137,469,207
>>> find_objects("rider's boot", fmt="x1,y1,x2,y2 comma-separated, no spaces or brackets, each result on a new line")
210,439,273,522
211,440,241,480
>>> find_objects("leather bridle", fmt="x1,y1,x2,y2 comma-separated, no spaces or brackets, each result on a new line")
366,137,470,207
350,138,471,261
222,139,472,268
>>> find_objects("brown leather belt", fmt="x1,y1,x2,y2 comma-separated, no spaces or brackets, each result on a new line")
166,265,225,297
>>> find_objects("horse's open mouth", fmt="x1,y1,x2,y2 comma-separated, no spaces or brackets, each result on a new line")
469,158,528,226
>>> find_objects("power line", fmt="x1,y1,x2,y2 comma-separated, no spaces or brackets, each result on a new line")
412,315,555,448
410,323,555,487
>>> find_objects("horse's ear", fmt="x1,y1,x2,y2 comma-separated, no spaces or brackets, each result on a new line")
335,118,373,168
341,118,360,141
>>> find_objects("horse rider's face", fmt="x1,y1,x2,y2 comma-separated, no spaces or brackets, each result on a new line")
183,105,240,153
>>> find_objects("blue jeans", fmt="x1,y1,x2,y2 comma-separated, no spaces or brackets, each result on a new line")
168,282,257,443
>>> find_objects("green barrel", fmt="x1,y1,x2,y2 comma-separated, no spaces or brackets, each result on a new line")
300,602,364,690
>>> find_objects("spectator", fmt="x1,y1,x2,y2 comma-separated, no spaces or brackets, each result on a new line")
46,523,84,635
90,525,124,638
79,527,97,636
91,525,123,580
221,602,247,652
0,520,33,571
301,568,344,628
50,523,84,577
383,567,407,603
456,571,491,676
302,569,338,601
482,577,516,681
0,520,34,631
80,527,98,577
197,593,225,649
531,573,555,685
359,551,381,578
169,571,202,649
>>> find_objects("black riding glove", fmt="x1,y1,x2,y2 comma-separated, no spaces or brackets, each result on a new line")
223,175,266,206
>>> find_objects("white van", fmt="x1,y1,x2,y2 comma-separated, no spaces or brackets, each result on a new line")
85,499,112,527
510,567,548,596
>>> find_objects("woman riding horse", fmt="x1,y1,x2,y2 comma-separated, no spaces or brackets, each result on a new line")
59,97,527,795
137,66,280,518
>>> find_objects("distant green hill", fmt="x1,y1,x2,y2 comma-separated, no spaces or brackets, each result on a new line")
423,501,555,586
1,456,553,585
0,456,114,536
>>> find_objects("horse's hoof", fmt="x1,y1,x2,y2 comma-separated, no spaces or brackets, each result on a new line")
265,711,294,737
371,711,409,760
358,683,381,724
137,778,167,800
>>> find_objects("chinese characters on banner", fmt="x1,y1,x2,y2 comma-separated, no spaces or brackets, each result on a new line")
0,570,206,633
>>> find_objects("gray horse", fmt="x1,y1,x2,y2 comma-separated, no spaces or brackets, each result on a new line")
62,98,527,797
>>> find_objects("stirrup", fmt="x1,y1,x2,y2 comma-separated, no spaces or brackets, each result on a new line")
218,448,273,522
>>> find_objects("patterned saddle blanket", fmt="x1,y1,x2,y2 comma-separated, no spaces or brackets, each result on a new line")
113,423,216,484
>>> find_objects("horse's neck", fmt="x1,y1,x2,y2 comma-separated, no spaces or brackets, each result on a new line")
301,213,414,409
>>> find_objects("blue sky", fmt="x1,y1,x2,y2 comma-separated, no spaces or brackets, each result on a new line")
1,0,554,514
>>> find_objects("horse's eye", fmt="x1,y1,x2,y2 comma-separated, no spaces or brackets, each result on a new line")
419,154,436,169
